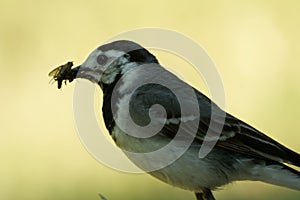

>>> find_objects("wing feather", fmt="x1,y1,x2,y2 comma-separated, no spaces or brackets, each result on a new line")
128,71,300,167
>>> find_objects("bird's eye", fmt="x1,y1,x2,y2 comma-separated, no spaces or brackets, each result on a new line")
97,55,108,65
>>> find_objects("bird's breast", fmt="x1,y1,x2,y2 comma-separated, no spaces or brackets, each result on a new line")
110,126,234,191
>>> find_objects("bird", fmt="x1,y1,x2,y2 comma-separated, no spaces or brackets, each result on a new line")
50,40,300,200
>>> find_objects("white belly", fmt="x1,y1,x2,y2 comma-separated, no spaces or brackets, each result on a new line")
111,126,237,191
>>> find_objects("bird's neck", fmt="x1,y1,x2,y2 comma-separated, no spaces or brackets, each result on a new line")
101,73,123,133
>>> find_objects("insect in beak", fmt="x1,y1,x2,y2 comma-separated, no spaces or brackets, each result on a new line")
48,61,79,89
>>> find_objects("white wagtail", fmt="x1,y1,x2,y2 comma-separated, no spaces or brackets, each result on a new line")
50,40,300,200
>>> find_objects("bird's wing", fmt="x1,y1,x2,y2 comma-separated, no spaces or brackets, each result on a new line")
214,112,300,167
129,81,300,167
190,89,300,167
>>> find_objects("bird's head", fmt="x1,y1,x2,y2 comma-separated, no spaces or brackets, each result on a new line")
72,40,158,88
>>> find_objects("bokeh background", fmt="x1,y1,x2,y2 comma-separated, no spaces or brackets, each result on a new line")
1,0,299,200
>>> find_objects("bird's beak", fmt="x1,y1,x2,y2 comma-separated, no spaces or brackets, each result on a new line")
70,65,81,77
71,65,102,84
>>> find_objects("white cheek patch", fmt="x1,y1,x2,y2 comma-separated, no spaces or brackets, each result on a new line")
80,49,132,84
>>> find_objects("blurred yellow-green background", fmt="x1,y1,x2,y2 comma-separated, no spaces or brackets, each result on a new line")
1,0,300,199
